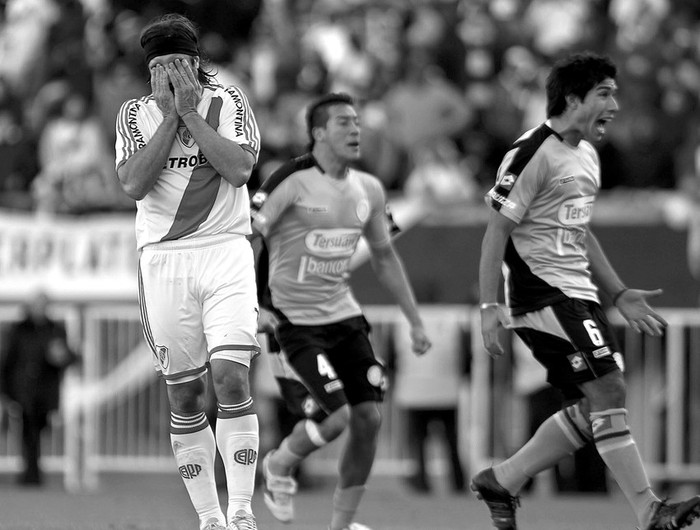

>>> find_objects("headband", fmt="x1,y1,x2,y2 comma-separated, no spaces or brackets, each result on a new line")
143,33,199,65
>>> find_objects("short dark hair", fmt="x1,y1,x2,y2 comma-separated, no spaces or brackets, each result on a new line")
305,92,355,149
140,13,216,85
546,52,617,118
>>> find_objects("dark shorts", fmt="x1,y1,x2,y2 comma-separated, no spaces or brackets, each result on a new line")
511,298,624,400
274,314,386,415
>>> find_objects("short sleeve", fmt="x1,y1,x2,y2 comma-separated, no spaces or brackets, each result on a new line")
114,99,146,171
218,86,261,163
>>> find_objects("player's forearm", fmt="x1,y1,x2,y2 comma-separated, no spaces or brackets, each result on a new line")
479,213,512,304
586,229,626,298
181,112,254,187
118,115,179,200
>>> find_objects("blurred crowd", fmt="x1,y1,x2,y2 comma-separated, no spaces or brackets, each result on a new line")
1,0,700,215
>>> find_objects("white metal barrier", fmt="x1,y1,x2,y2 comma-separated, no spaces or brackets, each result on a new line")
1,304,699,490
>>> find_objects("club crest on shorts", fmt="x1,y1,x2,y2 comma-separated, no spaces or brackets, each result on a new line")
302,395,320,418
177,126,195,148
367,365,386,389
155,345,170,369
567,353,586,372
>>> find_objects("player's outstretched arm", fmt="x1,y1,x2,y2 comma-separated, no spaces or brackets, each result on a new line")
368,243,431,355
587,229,667,336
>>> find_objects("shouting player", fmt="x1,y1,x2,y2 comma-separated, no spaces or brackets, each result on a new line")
473,51,700,530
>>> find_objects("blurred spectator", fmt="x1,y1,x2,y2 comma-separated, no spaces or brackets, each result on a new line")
0,291,78,486
46,0,92,97
0,79,37,210
383,46,473,154
1,0,700,215
0,0,60,97
390,314,468,494
403,138,478,204
32,89,132,214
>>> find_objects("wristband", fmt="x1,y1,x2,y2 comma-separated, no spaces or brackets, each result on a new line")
612,288,628,306
479,302,499,310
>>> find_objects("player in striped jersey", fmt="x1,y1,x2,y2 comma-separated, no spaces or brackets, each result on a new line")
250,93,431,530
114,14,259,530
471,52,700,530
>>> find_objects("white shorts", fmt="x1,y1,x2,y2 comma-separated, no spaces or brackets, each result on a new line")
138,234,260,382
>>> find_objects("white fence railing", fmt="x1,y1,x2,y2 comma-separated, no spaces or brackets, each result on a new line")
1,304,699,490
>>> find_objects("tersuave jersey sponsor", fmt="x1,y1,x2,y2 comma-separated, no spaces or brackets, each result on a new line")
485,121,601,314
251,154,389,325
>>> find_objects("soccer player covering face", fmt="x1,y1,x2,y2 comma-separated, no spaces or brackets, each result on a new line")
250,93,431,530
472,52,700,530
114,13,260,530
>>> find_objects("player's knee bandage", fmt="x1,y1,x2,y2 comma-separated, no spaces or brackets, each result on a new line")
304,419,328,448
589,408,633,452
554,402,593,449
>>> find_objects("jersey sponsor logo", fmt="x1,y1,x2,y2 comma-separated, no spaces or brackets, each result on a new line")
567,353,587,372
487,189,516,210
558,195,595,225
233,448,257,465
304,229,361,258
177,126,195,148
297,255,351,281
592,346,611,358
178,463,202,479
558,227,586,248
163,153,209,169
559,175,575,184
155,345,169,369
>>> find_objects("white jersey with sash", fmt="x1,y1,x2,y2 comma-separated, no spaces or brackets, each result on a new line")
486,120,601,315
251,154,389,326
115,83,260,250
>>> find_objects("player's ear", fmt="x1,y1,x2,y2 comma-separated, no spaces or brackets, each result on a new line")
192,56,200,70
566,93,580,109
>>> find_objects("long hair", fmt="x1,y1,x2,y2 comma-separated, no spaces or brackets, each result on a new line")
546,52,617,118
140,13,216,85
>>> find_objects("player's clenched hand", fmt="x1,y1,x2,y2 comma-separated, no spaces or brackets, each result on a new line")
257,307,279,334
410,324,431,356
166,59,201,117
151,64,175,118
615,288,667,336
480,305,506,358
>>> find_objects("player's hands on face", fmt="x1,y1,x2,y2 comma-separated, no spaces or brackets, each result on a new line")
257,307,279,334
480,305,506,358
166,58,201,117
410,324,432,356
151,64,176,118
615,288,667,336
